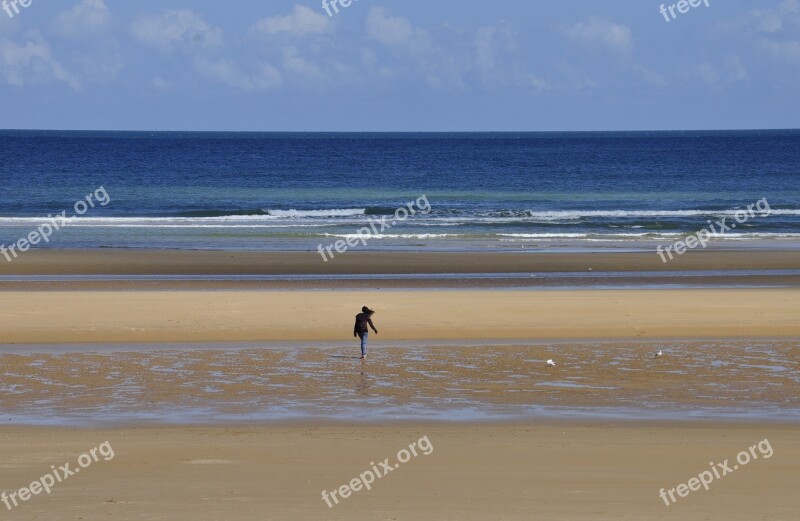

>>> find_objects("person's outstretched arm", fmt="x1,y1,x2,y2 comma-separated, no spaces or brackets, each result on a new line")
368,317,378,334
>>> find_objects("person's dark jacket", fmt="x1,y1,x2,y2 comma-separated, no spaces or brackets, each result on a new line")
354,313,377,337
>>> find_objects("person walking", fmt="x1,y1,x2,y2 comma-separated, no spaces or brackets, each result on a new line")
354,306,378,360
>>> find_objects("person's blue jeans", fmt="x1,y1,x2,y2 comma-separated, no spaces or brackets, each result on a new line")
359,331,368,357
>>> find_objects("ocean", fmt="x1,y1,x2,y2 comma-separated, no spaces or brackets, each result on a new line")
1,129,799,251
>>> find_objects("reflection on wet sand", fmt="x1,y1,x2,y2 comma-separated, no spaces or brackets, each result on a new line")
1,340,798,425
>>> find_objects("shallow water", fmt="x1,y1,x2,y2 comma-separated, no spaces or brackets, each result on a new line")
0,340,798,426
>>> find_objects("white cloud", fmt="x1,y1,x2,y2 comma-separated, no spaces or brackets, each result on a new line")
630,63,665,86
751,0,800,33
557,62,597,90
740,1,800,65
69,46,123,84
716,1,800,37
694,63,720,86
470,22,549,90
474,23,514,73
528,75,550,90
364,8,460,88
366,7,416,47
152,77,177,92
753,1,800,64
684,55,749,87
754,10,786,33
761,39,800,63
131,10,223,53
54,0,110,38
472,23,517,86
363,8,547,92
251,5,329,37
725,55,749,81
710,1,799,75
194,58,283,91
282,46,324,80
561,16,633,54
556,16,671,89
0,31,80,89
49,0,122,85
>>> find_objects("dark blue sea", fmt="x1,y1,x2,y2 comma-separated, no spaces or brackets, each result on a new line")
1,130,798,251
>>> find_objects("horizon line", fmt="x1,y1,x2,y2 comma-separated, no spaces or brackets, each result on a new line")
2,128,799,134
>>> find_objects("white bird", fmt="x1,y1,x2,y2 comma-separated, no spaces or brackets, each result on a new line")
654,350,664,358
546,359,556,367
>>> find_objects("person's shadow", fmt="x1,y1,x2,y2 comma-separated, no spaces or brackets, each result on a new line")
330,355,362,359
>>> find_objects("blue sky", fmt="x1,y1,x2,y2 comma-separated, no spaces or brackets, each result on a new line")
0,0,798,131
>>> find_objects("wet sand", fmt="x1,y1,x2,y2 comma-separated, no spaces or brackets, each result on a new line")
2,271,800,291
1,422,797,521
3,248,800,275
1,341,798,424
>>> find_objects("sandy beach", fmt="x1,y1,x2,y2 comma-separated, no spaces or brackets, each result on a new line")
4,7,800,518
0,288,798,344
1,422,798,521
2,249,799,520
1,248,799,343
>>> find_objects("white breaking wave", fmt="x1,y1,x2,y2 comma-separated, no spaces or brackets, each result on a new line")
498,232,800,240
0,206,798,231
264,208,366,218
0,214,364,226
520,209,800,220
0,208,798,226
321,233,458,239
497,233,666,238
